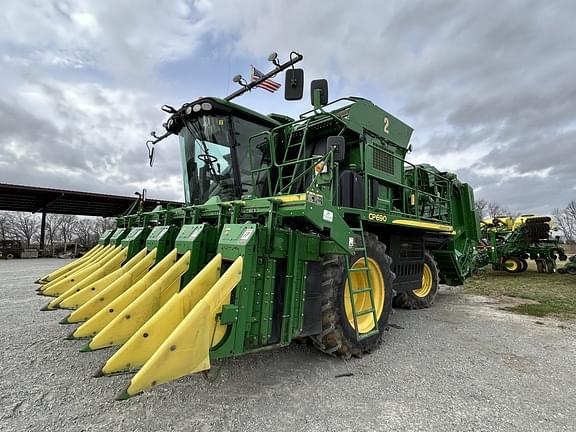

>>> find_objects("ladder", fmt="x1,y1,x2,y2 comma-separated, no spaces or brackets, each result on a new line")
345,220,379,340
275,120,311,194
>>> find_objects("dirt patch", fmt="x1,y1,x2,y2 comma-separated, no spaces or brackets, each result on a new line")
464,264,576,319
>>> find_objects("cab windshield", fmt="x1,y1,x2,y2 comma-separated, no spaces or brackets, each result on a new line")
179,114,270,204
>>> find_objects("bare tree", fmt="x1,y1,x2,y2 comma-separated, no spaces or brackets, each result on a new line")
474,199,488,218
567,200,576,221
487,201,510,219
43,214,63,254
74,219,96,248
554,200,576,242
0,211,14,240
94,217,115,237
58,215,79,244
11,212,40,248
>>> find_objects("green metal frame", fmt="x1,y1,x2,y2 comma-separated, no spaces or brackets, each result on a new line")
100,93,481,359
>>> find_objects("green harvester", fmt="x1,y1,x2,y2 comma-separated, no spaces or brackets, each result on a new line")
35,52,480,399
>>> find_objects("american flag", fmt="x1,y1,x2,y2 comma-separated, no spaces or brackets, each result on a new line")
251,65,281,93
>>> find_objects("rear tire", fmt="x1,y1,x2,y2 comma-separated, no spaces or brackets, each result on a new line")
5,253,14,260
518,258,528,273
393,251,439,309
311,233,394,358
503,257,523,273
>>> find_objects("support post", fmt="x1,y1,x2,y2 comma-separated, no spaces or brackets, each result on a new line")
40,209,47,251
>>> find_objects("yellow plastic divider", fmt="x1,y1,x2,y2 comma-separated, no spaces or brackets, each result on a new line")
62,249,158,324
100,254,222,376
40,245,114,290
38,246,109,294
58,248,148,310
119,256,243,399
40,245,117,295
43,247,129,310
87,251,192,351
37,244,102,284
41,246,123,297
72,249,179,340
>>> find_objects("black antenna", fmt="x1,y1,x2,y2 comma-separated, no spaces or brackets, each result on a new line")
225,51,303,101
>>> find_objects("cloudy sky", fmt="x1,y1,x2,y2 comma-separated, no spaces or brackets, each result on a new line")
0,0,574,214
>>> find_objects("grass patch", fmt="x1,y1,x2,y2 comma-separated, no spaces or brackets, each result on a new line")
463,261,576,319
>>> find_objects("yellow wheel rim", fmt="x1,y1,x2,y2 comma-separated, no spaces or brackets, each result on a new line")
413,263,433,298
344,257,385,334
504,259,519,272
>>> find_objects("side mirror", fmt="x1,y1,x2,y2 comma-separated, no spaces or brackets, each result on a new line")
327,136,345,162
285,68,304,100
310,79,328,107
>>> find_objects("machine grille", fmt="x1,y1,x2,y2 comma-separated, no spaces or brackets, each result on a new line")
373,148,395,175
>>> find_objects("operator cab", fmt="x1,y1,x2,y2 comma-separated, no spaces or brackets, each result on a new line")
164,98,281,204
146,51,306,204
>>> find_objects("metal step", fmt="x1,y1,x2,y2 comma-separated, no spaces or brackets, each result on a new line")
351,287,372,295
348,266,370,273
357,329,379,340
344,219,379,341
354,308,375,317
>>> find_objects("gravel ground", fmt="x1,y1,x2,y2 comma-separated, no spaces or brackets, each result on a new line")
1,258,575,432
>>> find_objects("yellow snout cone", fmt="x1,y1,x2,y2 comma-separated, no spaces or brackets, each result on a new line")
99,254,223,376
57,248,149,310
42,247,129,310
85,251,192,351
36,244,103,284
39,245,115,292
41,246,123,297
117,256,243,399
62,249,158,324
71,249,179,340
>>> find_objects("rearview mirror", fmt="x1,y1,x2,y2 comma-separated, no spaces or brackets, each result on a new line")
285,68,304,100
310,79,328,107
327,136,345,162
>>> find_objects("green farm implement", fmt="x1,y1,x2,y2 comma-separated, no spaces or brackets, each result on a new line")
476,216,567,273
558,255,576,274
36,52,480,399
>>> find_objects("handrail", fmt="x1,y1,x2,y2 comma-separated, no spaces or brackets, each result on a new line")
298,97,361,119
279,149,334,195
365,139,453,221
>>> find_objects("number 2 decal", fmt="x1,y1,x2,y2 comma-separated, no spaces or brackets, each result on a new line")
383,117,390,134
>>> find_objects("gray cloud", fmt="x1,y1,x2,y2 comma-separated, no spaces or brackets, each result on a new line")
0,0,575,215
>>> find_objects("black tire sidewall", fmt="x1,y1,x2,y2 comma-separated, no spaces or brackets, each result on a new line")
518,258,528,273
336,234,393,348
503,257,522,273
393,251,439,309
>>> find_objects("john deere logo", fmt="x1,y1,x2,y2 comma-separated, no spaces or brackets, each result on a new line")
368,213,387,223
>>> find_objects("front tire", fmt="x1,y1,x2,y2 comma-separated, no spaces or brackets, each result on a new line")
503,257,523,273
311,233,394,358
393,251,439,309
